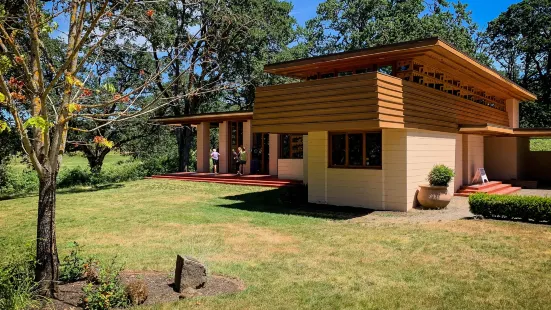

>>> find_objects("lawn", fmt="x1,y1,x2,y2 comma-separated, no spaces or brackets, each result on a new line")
8,152,129,173
1,180,551,309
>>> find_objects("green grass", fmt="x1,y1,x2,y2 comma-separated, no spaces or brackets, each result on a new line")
529,138,551,151
8,152,129,173
1,180,551,309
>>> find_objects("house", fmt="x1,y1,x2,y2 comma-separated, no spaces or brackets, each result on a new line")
154,37,551,212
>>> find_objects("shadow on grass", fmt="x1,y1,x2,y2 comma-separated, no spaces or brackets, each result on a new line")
57,183,125,195
0,183,124,200
219,186,374,220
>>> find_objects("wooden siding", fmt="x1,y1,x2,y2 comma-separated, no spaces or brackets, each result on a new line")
253,72,510,134
254,73,382,133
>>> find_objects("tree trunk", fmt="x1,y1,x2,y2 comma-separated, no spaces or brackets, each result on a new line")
35,170,60,297
176,127,193,172
86,150,109,174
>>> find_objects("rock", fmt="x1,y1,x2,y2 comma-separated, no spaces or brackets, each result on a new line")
473,215,484,220
174,255,207,292
125,279,148,305
179,287,203,299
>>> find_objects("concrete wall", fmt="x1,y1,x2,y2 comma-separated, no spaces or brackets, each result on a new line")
306,128,459,212
406,130,457,209
196,122,210,173
307,131,328,204
484,137,519,181
462,135,484,185
242,120,253,175
278,159,304,180
219,121,229,173
269,134,279,176
454,134,463,192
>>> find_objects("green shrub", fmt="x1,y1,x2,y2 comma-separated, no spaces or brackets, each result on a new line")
0,165,38,198
427,164,455,186
58,166,92,188
0,248,39,310
80,258,129,310
60,242,87,283
469,193,551,222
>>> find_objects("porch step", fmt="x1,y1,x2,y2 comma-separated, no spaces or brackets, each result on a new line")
454,181,522,197
150,175,300,188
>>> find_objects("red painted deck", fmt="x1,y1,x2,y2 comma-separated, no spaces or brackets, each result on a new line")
150,172,302,188
454,181,521,197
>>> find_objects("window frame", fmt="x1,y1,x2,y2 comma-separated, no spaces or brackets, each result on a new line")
280,134,305,159
328,131,382,169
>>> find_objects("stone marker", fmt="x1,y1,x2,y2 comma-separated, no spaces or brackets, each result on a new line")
174,255,207,292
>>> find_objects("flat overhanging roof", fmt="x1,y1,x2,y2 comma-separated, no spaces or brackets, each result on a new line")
151,111,253,125
264,37,537,102
459,124,551,137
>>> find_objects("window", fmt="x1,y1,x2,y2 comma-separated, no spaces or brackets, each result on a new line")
329,132,382,168
280,134,304,159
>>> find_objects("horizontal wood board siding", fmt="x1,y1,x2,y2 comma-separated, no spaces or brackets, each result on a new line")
253,72,510,133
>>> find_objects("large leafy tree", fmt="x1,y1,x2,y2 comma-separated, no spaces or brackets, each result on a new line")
303,0,482,59
117,0,297,171
482,0,551,127
0,0,215,296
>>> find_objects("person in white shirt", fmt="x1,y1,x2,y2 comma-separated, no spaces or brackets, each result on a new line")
211,148,220,174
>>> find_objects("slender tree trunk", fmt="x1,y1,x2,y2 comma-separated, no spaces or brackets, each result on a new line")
86,150,109,174
35,169,59,297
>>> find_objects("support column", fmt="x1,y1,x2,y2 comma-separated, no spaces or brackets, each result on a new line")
506,98,520,128
269,134,279,176
218,121,229,173
196,122,210,173
242,120,253,175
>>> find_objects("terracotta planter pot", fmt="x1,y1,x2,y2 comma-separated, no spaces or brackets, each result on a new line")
417,185,452,209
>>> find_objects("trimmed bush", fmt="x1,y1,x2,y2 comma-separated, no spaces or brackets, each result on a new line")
469,193,551,222
427,164,455,186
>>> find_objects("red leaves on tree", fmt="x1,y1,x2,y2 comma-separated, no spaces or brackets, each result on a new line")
146,10,154,18
81,88,92,97
14,56,24,64
8,77,24,90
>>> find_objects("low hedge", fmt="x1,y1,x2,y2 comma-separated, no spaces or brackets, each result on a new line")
469,193,551,222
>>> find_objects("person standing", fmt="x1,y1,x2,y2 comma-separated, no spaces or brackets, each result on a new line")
232,149,239,174
238,146,247,176
211,148,220,174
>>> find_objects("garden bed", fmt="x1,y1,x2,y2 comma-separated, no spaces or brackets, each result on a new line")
51,271,245,309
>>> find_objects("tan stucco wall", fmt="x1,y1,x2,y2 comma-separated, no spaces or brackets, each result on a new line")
306,129,458,211
382,129,408,211
307,131,328,204
278,159,304,180
269,134,279,176
219,121,229,173
462,135,484,185
406,130,457,209
242,120,253,174
454,134,463,192
196,122,210,173
484,137,519,181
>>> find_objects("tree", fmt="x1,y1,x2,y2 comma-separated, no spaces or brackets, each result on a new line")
120,0,297,171
0,0,220,296
482,0,551,127
302,0,483,60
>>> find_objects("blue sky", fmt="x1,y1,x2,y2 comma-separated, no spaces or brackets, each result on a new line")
289,0,521,30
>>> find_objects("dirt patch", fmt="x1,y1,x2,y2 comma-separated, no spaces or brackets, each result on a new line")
50,271,245,309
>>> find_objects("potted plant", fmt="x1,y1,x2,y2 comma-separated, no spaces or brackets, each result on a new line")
417,164,455,209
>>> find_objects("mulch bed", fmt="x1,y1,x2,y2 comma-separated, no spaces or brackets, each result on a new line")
50,271,245,309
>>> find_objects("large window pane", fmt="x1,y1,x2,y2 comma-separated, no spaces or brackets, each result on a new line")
280,134,291,159
331,134,346,166
291,135,303,159
348,134,363,166
365,133,382,166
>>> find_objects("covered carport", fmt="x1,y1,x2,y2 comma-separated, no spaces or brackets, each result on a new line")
459,124,551,188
